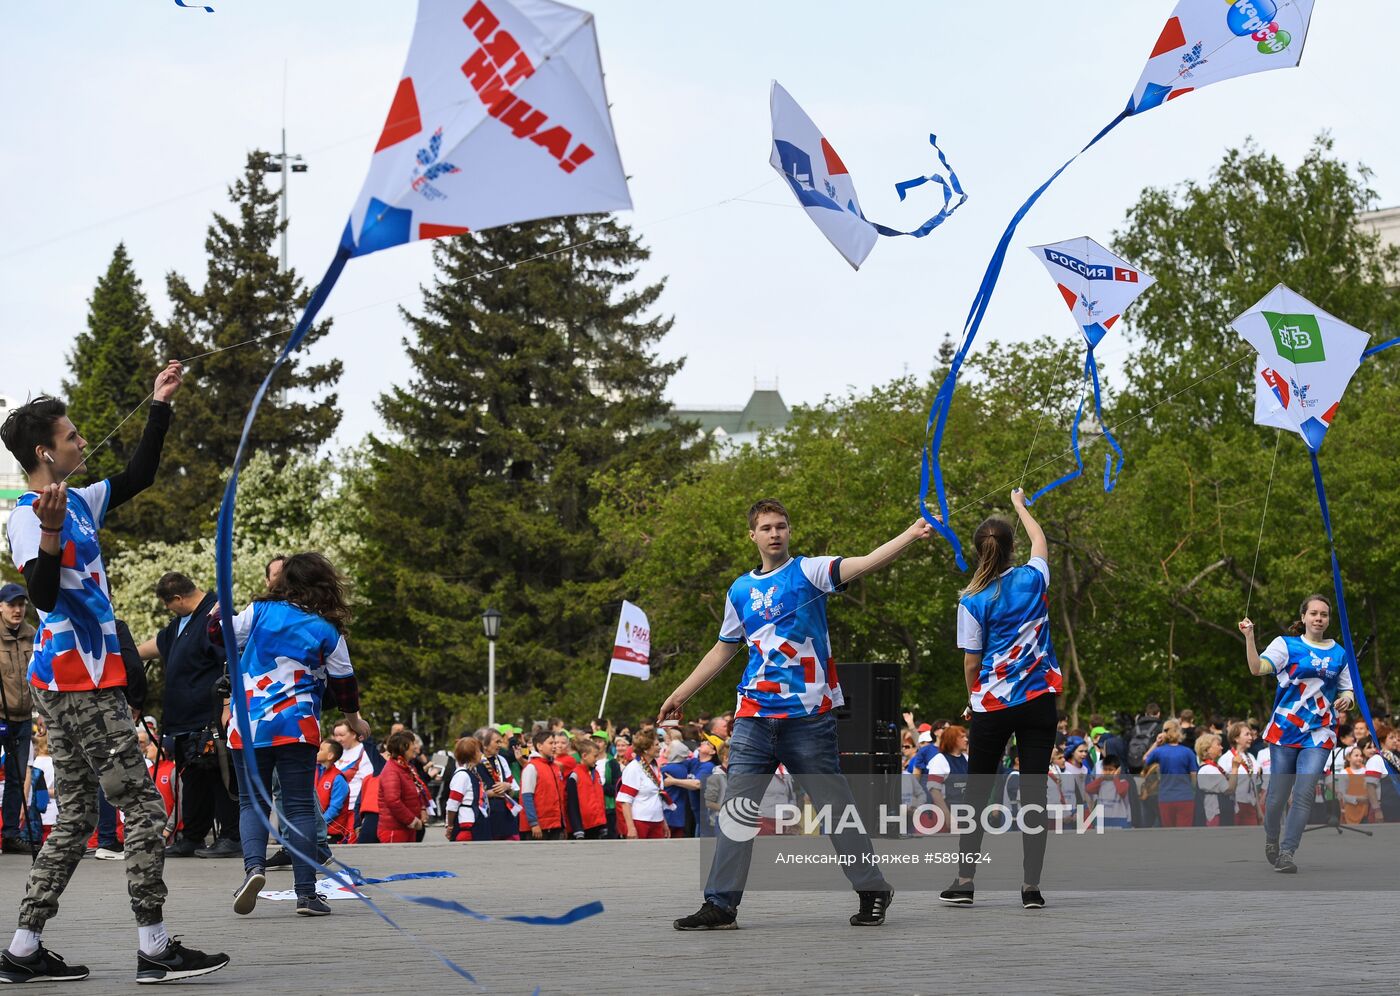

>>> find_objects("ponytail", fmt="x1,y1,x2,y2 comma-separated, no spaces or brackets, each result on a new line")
961,516,1015,597
1288,593,1330,636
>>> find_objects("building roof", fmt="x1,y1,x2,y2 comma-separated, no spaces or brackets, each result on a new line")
673,388,790,437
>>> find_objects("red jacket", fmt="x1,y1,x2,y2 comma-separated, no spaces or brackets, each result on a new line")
377,759,430,836
316,764,352,839
520,755,565,831
566,765,606,833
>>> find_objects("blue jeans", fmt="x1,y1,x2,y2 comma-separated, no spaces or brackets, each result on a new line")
96,786,119,848
272,770,330,860
1,720,32,839
235,744,318,898
703,712,888,912
1264,744,1327,854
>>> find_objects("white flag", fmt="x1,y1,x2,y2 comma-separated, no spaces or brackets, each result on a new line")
608,600,650,680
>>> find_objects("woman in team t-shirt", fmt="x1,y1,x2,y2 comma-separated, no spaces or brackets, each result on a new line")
940,488,1060,911
1239,593,1354,873
617,729,671,839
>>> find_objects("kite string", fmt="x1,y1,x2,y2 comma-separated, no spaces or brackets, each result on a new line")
1018,344,1075,489
1243,427,1283,620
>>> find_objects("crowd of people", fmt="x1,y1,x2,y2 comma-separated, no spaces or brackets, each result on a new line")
0,364,1393,975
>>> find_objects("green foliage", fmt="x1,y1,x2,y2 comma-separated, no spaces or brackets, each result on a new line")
149,152,342,542
62,243,160,546
349,215,704,743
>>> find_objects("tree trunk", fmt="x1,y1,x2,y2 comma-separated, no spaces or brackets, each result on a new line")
1368,597,1393,716
1059,597,1087,729
1168,617,1176,718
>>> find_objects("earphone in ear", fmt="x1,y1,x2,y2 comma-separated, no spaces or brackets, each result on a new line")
43,452,55,465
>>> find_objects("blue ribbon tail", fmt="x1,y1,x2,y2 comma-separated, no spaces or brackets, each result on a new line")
918,109,1128,564
213,242,604,985
1363,335,1400,359
867,134,968,239
1027,397,1086,506
1085,350,1124,491
1309,451,1400,794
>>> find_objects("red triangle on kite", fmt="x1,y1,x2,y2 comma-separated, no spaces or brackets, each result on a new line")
375,77,423,152
1149,16,1187,59
419,223,470,240
820,137,849,176
1166,87,1194,101
1103,314,1119,329
1057,283,1078,311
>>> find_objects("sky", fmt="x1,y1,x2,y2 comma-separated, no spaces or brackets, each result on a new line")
2,1,1395,452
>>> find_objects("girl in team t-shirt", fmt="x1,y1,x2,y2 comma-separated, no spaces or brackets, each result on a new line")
941,488,1060,911
1239,593,1354,873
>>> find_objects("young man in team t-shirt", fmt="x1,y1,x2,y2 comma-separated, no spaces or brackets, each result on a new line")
661,498,932,930
0,367,230,984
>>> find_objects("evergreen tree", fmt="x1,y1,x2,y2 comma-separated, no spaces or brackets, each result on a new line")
351,215,702,737
62,242,160,544
150,152,342,538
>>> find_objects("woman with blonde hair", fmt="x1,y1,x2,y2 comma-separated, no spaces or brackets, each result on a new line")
1143,720,1197,827
616,729,671,839
940,489,1059,910
1194,733,1240,827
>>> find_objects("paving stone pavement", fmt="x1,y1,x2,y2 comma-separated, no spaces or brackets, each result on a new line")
0,828,1395,994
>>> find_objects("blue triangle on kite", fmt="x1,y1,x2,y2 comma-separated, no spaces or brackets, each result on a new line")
1082,322,1109,348
1132,82,1173,115
1299,417,1328,453
352,197,413,257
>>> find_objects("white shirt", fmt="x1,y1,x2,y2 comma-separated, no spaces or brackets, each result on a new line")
1218,749,1258,805
617,759,667,822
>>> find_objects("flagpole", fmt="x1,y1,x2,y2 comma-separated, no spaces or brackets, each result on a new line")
598,670,614,720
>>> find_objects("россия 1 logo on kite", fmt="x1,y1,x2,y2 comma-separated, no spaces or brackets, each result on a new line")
1227,0,1293,55
1264,311,1326,363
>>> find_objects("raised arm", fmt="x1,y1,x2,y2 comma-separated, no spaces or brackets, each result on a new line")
105,362,182,510
1010,488,1047,562
839,518,933,583
1237,619,1273,676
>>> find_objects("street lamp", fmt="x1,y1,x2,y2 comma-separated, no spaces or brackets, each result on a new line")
482,608,502,727
258,128,309,272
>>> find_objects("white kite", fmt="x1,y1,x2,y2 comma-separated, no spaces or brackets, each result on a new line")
768,81,965,270
1026,237,1156,501
346,0,631,256
1232,284,1368,452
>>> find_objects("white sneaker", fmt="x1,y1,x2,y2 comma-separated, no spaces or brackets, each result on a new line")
95,847,126,861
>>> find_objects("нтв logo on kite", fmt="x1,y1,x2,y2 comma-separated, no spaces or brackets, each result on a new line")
410,127,459,202
1264,312,1325,364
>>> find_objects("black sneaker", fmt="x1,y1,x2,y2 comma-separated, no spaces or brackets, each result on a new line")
1274,850,1298,874
295,895,332,917
233,868,265,916
939,880,974,906
0,945,89,983
2,838,32,856
1021,887,1046,909
164,838,198,858
1264,839,1280,867
195,838,240,859
850,889,893,926
673,901,737,931
265,848,293,870
136,939,230,984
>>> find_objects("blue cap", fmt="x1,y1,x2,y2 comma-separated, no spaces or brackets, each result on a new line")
0,583,26,605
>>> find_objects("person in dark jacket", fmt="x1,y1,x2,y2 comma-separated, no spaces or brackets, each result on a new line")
0,583,35,854
137,573,238,858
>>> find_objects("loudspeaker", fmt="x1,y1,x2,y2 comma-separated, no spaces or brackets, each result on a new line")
836,752,902,838
833,661,901,755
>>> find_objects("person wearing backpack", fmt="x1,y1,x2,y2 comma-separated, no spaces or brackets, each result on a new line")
1125,704,1163,775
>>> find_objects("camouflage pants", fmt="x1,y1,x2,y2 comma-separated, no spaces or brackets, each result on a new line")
19,687,167,930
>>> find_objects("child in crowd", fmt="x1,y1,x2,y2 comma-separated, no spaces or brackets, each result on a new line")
565,738,608,839
316,739,352,844
446,737,488,841
1084,756,1132,829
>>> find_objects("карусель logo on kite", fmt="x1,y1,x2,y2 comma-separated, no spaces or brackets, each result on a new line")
1227,0,1294,54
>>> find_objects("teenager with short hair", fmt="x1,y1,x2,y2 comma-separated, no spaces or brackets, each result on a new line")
0,367,229,984
664,498,931,929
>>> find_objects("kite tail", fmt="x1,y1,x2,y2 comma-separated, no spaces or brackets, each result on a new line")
1363,335,1400,359
919,105,1130,566
1086,350,1124,491
1309,451,1400,794
1026,396,1086,507
869,134,968,239
213,239,605,984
